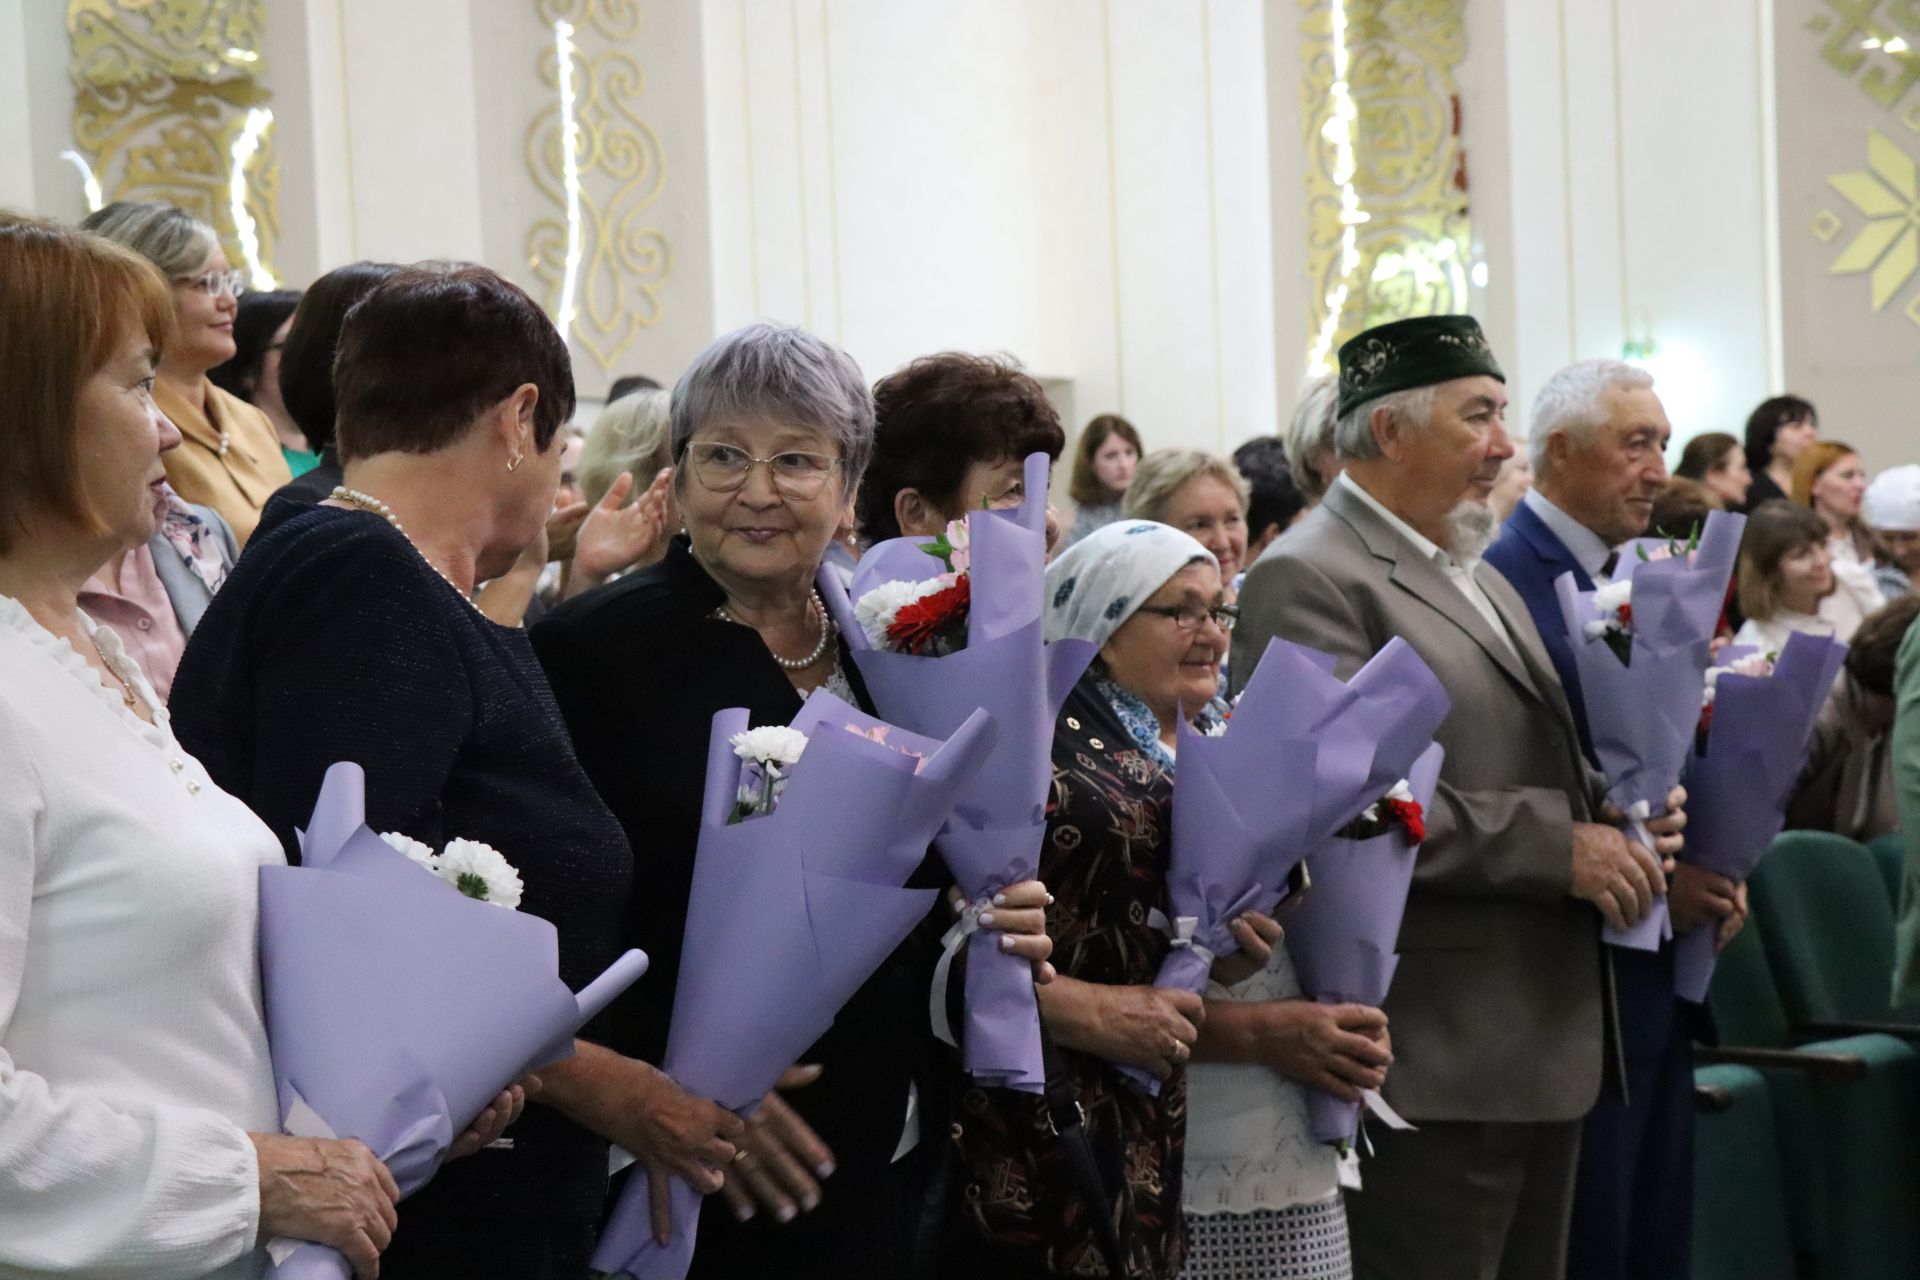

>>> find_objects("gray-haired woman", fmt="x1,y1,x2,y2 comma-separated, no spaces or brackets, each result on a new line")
80,201,291,544
530,323,1052,1277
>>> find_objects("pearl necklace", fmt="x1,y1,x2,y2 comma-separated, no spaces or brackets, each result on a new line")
716,589,834,669
330,486,482,613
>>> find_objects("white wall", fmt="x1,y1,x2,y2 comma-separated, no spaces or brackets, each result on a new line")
701,0,1279,460
1466,0,1778,449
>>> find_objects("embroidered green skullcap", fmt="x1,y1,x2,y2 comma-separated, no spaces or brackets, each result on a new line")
1336,315,1505,418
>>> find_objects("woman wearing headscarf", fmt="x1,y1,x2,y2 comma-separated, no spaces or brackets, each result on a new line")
947,520,1265,1279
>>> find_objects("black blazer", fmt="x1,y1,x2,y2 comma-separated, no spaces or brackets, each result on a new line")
530,537,951,1274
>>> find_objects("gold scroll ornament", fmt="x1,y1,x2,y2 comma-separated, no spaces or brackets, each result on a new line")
527,0,671,373
1300,0,1473,370
67,0,280,283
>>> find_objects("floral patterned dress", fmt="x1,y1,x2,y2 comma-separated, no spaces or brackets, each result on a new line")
945,676,1187,1279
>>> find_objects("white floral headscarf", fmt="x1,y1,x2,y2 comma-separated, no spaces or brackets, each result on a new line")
1043,520,1217,651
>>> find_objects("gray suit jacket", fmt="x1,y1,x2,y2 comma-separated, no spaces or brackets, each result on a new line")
1233,480,1620,1123
150,502,237,636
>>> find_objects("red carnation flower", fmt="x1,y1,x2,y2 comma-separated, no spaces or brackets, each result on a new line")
1385,797,1426,843
886,576,971,654
1618,602,1633,627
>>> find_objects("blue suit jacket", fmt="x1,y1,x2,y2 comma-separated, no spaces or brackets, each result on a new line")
1487,502,1703,1050
1484,501,1598,764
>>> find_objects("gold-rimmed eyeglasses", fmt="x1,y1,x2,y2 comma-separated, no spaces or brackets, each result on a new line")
685,441,843,500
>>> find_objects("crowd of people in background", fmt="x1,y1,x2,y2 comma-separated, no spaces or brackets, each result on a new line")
4,197,1920,1280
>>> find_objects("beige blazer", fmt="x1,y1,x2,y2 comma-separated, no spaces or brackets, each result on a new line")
1233,481,1621,1123
154,378,292,546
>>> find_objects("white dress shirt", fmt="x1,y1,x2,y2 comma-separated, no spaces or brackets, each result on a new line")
1522,489,1615,584
0,595,282,1279
1337,472,1521,659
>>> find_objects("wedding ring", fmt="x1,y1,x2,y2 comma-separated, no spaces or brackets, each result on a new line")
731,1147,751,1165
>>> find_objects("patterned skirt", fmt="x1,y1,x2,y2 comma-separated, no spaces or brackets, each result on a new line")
1178,1196,1352,1280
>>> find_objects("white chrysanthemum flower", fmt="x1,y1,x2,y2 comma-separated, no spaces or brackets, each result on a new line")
380,831,439,873
730,725,810,767
437,838,524,909
1592,580,1632,612
1583,620,1613,640
1385,780,1415,805
852,576,953,647
1703,653,1775,705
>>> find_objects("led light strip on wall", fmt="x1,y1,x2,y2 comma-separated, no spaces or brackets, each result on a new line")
1307,0,1366,375
554,18,584,337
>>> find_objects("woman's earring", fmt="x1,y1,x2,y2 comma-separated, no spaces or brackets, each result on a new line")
507,453,524,472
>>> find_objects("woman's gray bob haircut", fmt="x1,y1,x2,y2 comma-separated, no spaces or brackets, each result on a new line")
670,322,875,492
1528,359,1653,474
79,200,219,278
1332,384,1437,463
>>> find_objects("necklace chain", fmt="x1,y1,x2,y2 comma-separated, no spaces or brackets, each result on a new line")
331,487,483,614
87,630,139,709
716,589,834,669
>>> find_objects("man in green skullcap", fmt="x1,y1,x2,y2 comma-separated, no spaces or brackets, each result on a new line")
1230,316,1684,1279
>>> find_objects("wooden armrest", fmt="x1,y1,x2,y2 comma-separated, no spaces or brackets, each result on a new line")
1692,1082,1734,1112
1694,1044,1868,1082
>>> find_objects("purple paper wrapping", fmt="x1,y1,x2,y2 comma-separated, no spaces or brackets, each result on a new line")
260,763,649,1280
1116,636,1450,1092
1672,631,1847,1000
819,452,1096,1093
591,690,997,1280
1550,510,1745,951
1283,743,1447,1146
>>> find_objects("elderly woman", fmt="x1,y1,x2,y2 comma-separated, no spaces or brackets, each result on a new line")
857,351,1067,555
947,520,1282,1279
209,288,313,475
1866,465,1920,599
1732,500,1852,653
1740,394,1818,512
531,323,1051,1277
80,202,291,543
169,265,742,1278
1126,450,1252,589
1675,431,1751,510
0,215,404,1277
1065,413,1143,547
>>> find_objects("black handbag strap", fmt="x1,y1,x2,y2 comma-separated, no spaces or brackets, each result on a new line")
1037,1022,1134,1279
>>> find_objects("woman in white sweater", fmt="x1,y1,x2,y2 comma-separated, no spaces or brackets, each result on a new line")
0,216,418,1278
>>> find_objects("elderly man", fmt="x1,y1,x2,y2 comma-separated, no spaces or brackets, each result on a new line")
1484,361,1743,1280
1233,318,1683,1280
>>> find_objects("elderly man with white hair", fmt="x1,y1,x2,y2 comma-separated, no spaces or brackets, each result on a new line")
1233,319,1685,1280
1485,360,1742,1280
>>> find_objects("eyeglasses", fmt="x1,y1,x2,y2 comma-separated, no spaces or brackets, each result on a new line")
685,441,843,499
1135,602,1238,633
172,270,247,298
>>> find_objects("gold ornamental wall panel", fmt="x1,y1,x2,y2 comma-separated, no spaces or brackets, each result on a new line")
67,0,280,284
527,0,671,373
1299,0,1472,372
